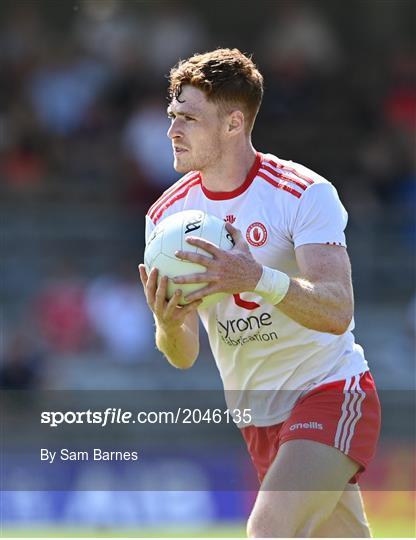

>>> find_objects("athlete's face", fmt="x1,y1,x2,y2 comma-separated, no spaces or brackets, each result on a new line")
167,85,226,173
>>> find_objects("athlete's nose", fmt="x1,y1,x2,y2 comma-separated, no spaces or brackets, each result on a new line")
167,118,181,140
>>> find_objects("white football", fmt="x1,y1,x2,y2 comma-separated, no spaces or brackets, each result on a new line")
144,210,234,308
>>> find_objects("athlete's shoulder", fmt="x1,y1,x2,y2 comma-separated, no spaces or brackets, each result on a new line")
146,170,201,225
257,152,332,201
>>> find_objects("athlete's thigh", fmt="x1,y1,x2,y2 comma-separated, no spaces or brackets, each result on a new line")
262,439,359,491
249,439,359,537
312,484,371,538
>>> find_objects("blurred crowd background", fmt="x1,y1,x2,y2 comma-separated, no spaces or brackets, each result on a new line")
1,0,414,391
1,0,415,533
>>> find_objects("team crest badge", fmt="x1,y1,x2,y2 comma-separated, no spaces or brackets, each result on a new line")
224,214,236,224
246,222,268,247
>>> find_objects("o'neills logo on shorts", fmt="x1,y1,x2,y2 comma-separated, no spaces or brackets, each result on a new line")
246,222,268,247
289,422,323,431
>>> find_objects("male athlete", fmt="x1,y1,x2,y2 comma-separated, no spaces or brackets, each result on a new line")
139,49,381,537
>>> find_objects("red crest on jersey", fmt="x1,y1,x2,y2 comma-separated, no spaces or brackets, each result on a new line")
224,214,236,224
246,222,268,247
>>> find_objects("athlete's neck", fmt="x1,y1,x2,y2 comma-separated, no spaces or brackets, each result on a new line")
200,143,257,193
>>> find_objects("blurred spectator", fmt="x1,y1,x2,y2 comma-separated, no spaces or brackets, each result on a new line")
74,0,148,69
85,267,154,362
258,2,342,118
0,3,45,68
122,96,178,191
27,46,111,136
260,2,342,75
0,329,45,389
356,126,415,239
146,3,209,74
121,93,181,209
3,133,47,189
32,264,92,354
383,49,416,134
357,130,409,198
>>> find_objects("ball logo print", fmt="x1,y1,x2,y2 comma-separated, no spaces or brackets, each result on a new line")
184,217,202,234
144,210,234,308
246,222,268,247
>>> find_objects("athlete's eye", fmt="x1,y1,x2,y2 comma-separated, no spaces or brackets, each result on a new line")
184,116,195,122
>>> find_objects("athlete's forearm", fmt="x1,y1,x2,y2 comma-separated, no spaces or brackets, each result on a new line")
276,277,353,335
155,318,199,369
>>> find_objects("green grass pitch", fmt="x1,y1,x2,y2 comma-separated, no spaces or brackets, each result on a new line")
1,516,415,538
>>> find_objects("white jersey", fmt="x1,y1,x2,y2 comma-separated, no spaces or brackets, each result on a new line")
145,152,368,426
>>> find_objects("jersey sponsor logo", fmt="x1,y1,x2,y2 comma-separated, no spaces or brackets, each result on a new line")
289,421,323,431
246,222,268,247
224,214,236,224
216,312,278,347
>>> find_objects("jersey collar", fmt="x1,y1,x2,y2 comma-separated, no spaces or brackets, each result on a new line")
200,152,262,201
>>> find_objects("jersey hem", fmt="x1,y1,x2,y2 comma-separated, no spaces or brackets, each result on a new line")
234,368,370,429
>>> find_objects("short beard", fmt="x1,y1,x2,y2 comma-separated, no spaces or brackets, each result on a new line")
173,158,192,174
174,136,223,174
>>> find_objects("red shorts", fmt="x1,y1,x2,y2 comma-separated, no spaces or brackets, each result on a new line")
241,371,381,484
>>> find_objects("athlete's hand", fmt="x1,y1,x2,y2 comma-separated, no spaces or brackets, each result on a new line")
138,264,202,329
172,223,263,302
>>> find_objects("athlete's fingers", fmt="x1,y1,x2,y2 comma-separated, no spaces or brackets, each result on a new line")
175,250,213,267
164,288,182,318
146,267,158,294
184,236,221,257
138,264,148,288
154,275,168,314
225,222,244,246
179,298,203,316
144,267,158,307
173,272,216,284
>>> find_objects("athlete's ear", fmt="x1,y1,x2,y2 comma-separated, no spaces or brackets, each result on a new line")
227,110,245,135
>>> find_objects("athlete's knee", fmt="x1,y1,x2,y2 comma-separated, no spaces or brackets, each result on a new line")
247,505,297,538
247,495,337,538
247,513,277,538
247,513,263,538
247,513,271,538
